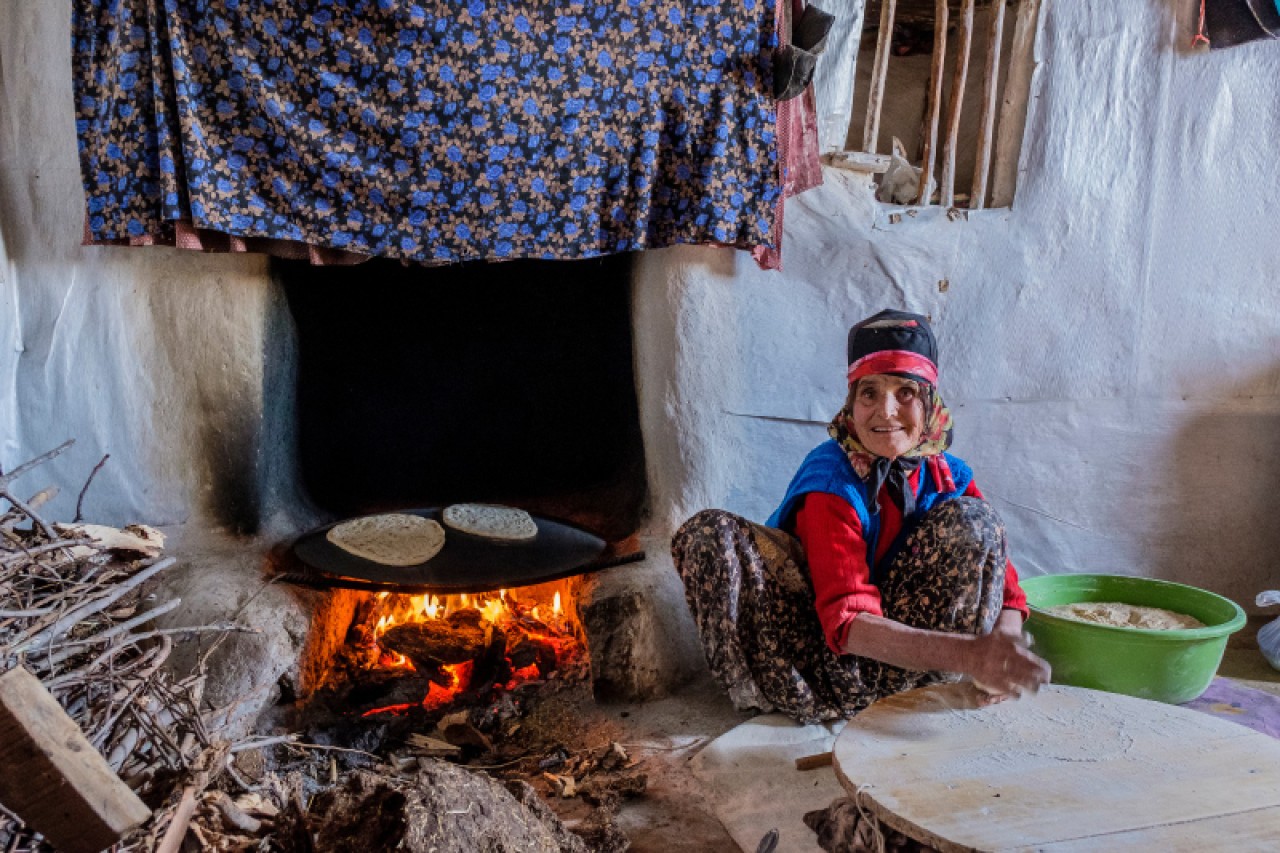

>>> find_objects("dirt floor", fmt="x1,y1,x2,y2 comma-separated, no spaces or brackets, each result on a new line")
573,679,750,852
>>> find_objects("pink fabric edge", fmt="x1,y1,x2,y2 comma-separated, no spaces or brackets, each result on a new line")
751,0,824,272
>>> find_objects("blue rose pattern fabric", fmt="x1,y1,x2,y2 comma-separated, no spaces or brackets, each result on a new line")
73,0,781,264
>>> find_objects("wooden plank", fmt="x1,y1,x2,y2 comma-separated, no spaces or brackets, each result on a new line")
916,0,949,206
969,0,1007,209
1033,805,1280,851
833,683,1280,853
0,667,150,853
990,0,1042,208
862,0,899,154
940,0,976,208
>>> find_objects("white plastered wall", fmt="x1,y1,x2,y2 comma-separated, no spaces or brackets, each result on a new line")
2,1,1278,608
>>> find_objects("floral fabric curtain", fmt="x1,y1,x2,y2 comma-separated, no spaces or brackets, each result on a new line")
73,0,786,266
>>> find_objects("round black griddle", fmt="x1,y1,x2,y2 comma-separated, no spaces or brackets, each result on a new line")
288,508,640,594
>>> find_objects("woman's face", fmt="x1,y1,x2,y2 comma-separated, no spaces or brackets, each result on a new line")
851,374,926,459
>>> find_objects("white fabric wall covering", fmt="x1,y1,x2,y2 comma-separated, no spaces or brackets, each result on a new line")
811,0,866,153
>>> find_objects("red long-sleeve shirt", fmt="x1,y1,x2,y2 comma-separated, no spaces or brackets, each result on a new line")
793,473,1028,655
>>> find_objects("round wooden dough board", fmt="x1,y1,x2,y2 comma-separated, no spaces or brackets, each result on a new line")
832,683,1280,852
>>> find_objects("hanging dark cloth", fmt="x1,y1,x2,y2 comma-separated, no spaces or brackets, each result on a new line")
72,0,785,266
1203,0,1280,49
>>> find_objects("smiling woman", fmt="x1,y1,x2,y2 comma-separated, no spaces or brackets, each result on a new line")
671,309,1050,725
849,374,925,459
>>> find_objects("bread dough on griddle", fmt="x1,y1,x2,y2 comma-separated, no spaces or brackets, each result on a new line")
442,504,538,541
326,513,446,566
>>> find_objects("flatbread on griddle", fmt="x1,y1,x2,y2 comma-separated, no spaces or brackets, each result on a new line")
441,504,538,541
326,513,446,566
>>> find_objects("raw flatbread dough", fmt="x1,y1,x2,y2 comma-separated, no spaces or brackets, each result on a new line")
442,503,538,541
1045,602,1205,630
326,514,446,566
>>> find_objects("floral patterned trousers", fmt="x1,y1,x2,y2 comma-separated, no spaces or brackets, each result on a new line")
671,497,1008,723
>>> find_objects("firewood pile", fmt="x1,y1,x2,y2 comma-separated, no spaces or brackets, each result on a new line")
0,440,251,852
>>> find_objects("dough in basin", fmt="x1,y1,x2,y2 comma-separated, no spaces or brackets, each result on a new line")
1045,602,1205,630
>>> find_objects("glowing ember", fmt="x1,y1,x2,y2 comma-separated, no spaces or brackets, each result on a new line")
353,581,581,716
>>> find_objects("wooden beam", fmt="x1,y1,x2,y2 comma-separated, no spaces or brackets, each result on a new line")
940,0,976,208
828,150,893,174
0,667,150,853
991,0,1042,208
916,0,950,206
862,0,899,154
970,0,1007,209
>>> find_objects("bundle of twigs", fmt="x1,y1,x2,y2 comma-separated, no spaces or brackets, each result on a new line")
0,440,252,852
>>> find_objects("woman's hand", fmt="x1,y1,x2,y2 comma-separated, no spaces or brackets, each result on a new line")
842,611,1051,703
967,611,1051,701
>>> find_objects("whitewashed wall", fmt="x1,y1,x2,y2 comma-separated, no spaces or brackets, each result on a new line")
3,2,1278,607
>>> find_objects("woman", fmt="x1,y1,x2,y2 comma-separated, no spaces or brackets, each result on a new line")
673,309,1050,723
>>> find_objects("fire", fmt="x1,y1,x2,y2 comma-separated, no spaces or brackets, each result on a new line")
481,597,504,625
357,580,580,716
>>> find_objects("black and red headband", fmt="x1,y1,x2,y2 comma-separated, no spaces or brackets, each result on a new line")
846,309,939,386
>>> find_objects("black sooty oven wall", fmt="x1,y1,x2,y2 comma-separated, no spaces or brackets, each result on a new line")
278,253,646,542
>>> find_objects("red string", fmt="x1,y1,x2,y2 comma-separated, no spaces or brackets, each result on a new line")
1192,0,1211,48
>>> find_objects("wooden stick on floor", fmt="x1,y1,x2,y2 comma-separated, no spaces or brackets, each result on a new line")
795,751,834,771
862,0,899,154
970,0,1008,209
916,0,950,206
940,0,976,209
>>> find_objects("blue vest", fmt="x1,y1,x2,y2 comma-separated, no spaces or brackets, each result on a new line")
766,439,973,583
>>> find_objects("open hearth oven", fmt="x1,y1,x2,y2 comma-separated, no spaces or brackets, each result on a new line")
271,253,649,718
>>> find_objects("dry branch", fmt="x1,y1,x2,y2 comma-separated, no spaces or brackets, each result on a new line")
917,0,950,206
970,0,1007,209
940,0,975,208
862,0,898,154
0,441,249,853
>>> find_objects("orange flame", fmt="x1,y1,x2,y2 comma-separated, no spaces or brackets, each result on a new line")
358,582,578,717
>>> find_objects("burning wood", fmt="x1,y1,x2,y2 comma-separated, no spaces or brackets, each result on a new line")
281,579,641,850
380,610,488,666
333,584,581,717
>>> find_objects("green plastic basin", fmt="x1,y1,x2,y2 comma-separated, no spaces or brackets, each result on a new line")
1020,573,1246,704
